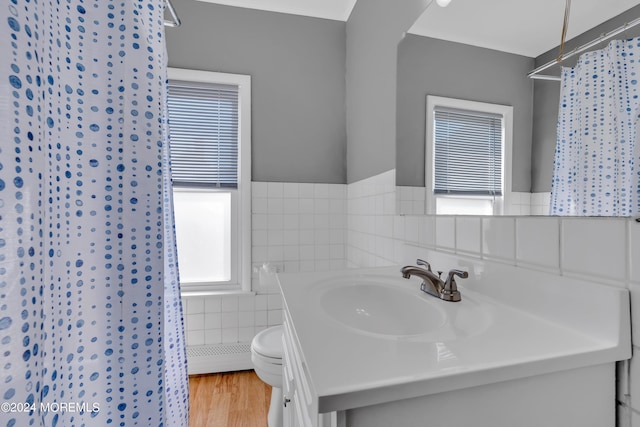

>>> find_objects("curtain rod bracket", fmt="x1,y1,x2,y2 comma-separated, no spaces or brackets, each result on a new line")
164,0,181,27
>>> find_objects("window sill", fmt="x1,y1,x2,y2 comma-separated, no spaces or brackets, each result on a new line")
180,288,256,298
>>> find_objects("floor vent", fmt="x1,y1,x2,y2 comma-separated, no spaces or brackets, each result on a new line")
187,343,252,375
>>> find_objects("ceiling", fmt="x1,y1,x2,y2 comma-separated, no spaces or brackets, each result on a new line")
409,0,640,57
195,0,640,58
195,0,357,21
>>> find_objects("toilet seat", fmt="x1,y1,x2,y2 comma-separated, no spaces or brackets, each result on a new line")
251,325,283,362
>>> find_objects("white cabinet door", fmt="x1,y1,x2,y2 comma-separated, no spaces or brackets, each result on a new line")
283,313,317,427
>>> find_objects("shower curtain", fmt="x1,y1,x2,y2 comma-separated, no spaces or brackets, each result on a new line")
550,37,640,216
0,1,189,426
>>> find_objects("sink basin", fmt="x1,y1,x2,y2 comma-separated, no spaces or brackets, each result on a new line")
317,278,446,337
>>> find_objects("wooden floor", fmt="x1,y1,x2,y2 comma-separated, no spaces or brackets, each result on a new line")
189,370,272,427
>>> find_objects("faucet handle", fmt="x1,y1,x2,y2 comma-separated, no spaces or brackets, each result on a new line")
442,269,467,302
444,269,468,289
416,258,432,272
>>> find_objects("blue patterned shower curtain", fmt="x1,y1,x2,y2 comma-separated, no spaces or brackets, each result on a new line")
550,37,640,216
0,1,189,426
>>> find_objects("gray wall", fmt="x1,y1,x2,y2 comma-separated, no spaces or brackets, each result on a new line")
531,4,640,192
165,1,347,184
396,35,534,190
346,0,430,183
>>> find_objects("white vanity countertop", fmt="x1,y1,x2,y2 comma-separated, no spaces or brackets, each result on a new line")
278,265,631,413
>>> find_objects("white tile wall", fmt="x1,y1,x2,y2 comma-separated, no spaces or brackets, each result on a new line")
346,170,398,267
252,181,347,284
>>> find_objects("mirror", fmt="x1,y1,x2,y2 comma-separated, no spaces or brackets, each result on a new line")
396,0,640,216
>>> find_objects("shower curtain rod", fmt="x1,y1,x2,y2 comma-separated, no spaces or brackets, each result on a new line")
164,0,181,27
528,15,640,81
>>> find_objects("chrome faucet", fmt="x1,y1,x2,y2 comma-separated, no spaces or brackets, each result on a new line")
401,259,467,302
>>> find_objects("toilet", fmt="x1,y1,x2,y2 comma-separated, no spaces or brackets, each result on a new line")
251,325,284,427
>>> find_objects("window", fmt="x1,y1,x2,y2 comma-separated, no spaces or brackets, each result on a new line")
426,96,512,215
167,68,251,292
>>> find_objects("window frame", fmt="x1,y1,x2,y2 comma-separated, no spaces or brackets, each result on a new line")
168,68,251,294
425,95,513,216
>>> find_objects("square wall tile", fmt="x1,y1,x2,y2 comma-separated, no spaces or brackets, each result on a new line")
267,293,283,310
516,217,560,270
267,182,283,198
204,312,222,329
187,330,205,346
252,198,268,214
204,329,222,345
186,313,205,330
252,182,268,198
222,328,239,344
204,296,222,313
252,214,267,230
393,216,405,240
562,218,627,282
239,311,255,328
404,216,419,244
186,297,204,315
239,327,256,342
222,312,239,329
252,229,268,246
267,309,283,326
314,183,329,199
482,217,515,262
221,296,239,312
297,183,313,197
283,183,299,198
267,198,283,214
418,215,435,248
254,294,268,310
455,217,481,255
255,310,268,326
435,216,456,250
238,295,254,312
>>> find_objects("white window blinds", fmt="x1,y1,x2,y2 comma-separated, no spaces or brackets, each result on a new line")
167,80,239,188
433,107,503,196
